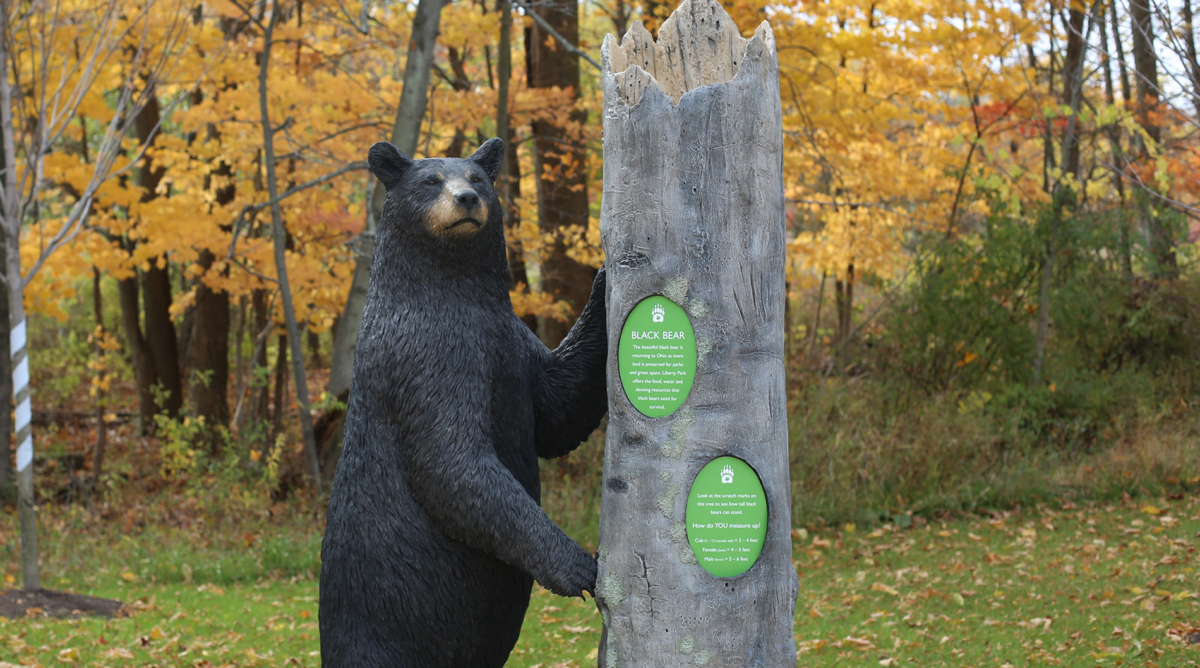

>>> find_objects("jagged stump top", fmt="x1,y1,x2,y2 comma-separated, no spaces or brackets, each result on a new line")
601,0,776,106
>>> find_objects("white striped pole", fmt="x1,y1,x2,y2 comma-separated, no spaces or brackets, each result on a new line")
13,318,30,470
12,315,39,590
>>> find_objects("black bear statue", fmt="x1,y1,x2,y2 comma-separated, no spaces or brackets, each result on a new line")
319,137,608,667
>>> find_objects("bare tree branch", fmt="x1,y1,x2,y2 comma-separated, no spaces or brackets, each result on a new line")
511,0,601,70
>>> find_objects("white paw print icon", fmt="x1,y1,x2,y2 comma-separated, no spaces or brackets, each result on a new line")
652,303,665,323
720,465,734,484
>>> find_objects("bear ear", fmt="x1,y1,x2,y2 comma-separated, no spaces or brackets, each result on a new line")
468,138,505,182
368,141,413,190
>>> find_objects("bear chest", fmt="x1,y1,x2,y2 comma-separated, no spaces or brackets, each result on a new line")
485,336,540,499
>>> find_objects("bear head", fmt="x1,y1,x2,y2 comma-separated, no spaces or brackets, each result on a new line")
369,138,505,242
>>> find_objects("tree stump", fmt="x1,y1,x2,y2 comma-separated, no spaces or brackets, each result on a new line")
595,1,797,666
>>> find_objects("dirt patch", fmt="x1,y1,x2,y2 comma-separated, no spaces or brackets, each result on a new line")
0,589,124,619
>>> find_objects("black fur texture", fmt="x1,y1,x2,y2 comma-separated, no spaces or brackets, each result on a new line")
319,138,608,667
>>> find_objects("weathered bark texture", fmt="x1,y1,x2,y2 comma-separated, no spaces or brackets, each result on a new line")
528,0,594,347
596,2,797,665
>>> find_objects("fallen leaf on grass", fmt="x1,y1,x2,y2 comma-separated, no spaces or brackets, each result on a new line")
872,583,899,596
1017,617,1052,631
842,637,876,650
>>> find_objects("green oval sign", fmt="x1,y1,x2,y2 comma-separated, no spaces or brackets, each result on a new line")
618,296,697,418
685,456,768,577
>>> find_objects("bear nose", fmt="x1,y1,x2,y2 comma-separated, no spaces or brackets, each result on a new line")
454,190,479,210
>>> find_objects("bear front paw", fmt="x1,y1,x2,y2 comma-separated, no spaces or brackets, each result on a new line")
537,546,597,599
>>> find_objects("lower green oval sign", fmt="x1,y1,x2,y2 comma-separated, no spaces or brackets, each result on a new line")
686,456,768,577
618,296,696,418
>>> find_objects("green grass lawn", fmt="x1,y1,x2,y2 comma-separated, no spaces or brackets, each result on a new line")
3,494,1198,667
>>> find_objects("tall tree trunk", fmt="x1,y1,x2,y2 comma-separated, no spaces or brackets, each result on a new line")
272,334,288,443
119,269,157,432
91,269,107,492
528,0,594,347
1061,3,1088,178
135,87,183,416
596,8,796,661
189,157,237,449
6,235,35,590
257,0,321,490
307,328,321,366
0,226,10,503
1099,1,1134,275
1111,1,1134,104
252,289,272,430
1182,0,1200,118
1128,0,1161,145
176,271,195,375
190,250,231,450
833,265,854,345
496,0,537,333
142,264,183,415
1128,0,1176,276
607,0,631,39
1034,0,1097,386
234,296,246,401
328,0,445,400
0,10,37,590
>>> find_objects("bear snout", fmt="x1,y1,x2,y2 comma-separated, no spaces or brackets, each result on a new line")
426,182,489,239
454,190,480,210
